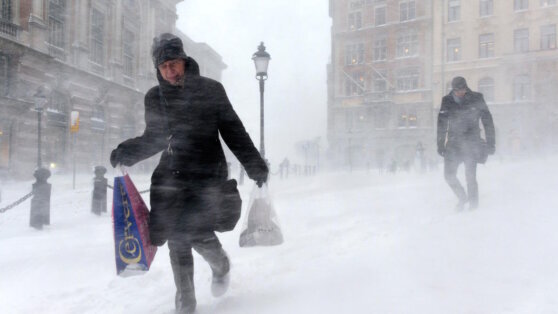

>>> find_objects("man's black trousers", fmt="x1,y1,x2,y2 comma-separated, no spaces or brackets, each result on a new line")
444,156,478,208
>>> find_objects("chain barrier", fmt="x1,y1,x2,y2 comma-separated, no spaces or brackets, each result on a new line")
0,191,34,213
0,183,148,215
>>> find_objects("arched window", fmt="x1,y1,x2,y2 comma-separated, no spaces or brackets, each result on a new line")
514,75,531,101
478,77,494,102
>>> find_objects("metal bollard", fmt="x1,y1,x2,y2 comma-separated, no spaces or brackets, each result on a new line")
91,166,107,215
30,168,51,230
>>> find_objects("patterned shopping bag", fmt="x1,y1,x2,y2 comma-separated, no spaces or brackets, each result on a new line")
112,174,157,276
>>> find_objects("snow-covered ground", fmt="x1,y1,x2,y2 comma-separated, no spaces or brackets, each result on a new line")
1,156,558,314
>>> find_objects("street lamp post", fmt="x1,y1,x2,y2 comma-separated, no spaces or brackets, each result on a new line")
252,42,271,158
30,86,51,230
33,87,48,169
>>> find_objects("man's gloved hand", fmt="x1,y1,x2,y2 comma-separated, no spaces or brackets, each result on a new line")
254,172,268,188
437,146,445,157
487,145,495,155
110,148,122,168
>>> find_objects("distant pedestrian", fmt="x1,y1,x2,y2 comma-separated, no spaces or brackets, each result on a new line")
388,159,397,174
437,76,495,211
415,142,426,173
279,157,290,179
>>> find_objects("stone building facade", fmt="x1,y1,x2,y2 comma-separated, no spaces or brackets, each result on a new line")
328,0,435,170
0,0,226,178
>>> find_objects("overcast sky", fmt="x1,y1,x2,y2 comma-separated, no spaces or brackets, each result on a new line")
176,0,331,166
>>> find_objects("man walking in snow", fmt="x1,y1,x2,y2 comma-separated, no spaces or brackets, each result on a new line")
110,33,268,313
437,76,495,211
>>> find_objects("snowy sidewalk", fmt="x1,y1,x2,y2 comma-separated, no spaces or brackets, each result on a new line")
1,158,558,313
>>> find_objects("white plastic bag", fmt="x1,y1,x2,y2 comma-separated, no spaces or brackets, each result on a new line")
239,183,283,247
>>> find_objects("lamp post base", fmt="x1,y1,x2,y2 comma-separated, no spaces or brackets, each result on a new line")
30,167,51,230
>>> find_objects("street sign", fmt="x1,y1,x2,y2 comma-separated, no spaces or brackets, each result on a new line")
70,111,79,133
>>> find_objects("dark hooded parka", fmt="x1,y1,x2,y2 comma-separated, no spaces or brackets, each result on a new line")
112,35,268,245
437,78,495,161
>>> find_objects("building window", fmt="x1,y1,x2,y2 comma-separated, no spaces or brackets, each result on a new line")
91,106,106,133
1,0,12,20
448,0,460,22
0,54,7,96
479,0,493,17
375,6,386,26
400,1,416,22
514,0,528,10
514,75,531,101
345,71,365,96
408,111,417,128
373,38,387,61
47,92,68,128
346,110,366,132
396,67,419,91
348,11,362,30
345,43,365,65
48,92,68,114
478,77,494,102
479,33,495,58
90,8,105,65
123,28,135,77
447,38,461,62
541,0,557,7
398,109,417,128
396,29,418,58
541,24,556,50
353,110,367,131
122,0,139,78
398,110,408,128
48,0,65,48
374,70,387,92
513,28,529,53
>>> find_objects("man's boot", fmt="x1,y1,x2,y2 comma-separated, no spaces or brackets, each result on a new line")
210,252,230,297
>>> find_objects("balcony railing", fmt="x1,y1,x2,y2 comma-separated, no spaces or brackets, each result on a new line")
0,19,18,37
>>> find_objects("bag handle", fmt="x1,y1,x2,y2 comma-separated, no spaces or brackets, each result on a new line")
120,165,128,176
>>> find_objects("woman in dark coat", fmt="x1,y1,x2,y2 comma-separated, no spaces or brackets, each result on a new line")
110,33,268,314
